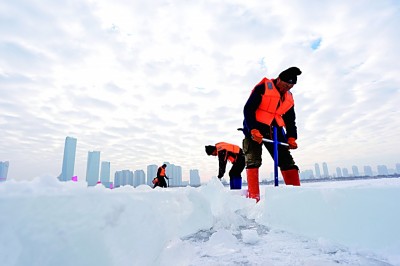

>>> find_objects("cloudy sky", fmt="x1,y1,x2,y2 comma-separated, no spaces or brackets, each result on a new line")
1,0,399,181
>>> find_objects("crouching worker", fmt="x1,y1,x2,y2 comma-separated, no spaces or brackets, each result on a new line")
205,142,245,189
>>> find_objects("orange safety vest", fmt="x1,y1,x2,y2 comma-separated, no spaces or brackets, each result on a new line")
159,167,166,177
253,78,294,127
215,142,241,163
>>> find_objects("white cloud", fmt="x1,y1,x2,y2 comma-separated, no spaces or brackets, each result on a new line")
1,0,399,181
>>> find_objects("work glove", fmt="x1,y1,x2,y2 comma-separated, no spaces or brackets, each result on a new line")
250,129,263,144
287,137,298,149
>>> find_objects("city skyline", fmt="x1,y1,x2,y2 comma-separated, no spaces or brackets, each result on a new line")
2,157,399,184
297,162,400,180
56,136,194,187
1,136,399,184
56,137,400,183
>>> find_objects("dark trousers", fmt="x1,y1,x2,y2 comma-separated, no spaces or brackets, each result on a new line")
158,176,167,187
242,137,298,171
229,154,245,178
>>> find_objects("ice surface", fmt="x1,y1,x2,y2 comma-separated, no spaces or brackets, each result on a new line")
0,176,399,265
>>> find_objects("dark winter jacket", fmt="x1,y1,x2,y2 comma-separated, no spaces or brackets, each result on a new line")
157,166,166,178
217,149,244,178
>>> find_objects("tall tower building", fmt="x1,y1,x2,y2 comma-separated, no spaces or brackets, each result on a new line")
377,165,389,176
352,165,359,177
342,168,349,177
86,151,100,186
314,163,321,178
164,162,173,186
134,170,146,187
175,165,182,186
322,162,329,178
336,167,342,177
59,136,77,181
396,163,400,174
190,169,201,187
364,165,373,176
126,170,134,186
159,162,183,187
99,161,113,188
147,164,158,186
0,161,9,182
100,161,111,183
114,171,120,187
114,170,133,187
300,169,313,179
114,171,124,188
166,163,182,187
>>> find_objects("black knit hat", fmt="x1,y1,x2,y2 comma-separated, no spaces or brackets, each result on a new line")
278,67,302,84
205,145,216,155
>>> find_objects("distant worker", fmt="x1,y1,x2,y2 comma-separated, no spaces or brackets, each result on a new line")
205,142,245,189
242,66,302,202
154,163,169,188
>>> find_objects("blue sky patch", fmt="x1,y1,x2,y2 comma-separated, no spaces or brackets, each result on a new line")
311,38,322,50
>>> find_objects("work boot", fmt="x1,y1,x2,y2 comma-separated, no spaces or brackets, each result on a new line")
281,169,301,186
246,168,260,202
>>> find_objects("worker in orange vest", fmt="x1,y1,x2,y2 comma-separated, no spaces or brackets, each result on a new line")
205,142,245,189
241,66,302,202
154,164,169,188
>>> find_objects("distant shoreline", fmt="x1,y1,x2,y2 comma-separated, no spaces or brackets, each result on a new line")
218,174,400,187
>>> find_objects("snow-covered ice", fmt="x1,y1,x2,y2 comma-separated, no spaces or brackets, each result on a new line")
1,176,399,266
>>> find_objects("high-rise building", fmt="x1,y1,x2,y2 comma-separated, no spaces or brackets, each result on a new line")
0,161,9,182
175,165,182,186
114,171,121,187
99,161,113,188
314,163,321,178
364,165,373,176
190,169,201,187
86,151,100,186
59,136,77,182
114,170,133,187
164,162,182,187
322,162,329,178
147,164,158,186
134,170,146,187
114,172,120,187
377,165,389,176
300,169,313,179
336,167,342,177
100,161,111,183
126,171,134,186
164,162,172,186
352,165,359,177
342,168,349,177
396,163,400,174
